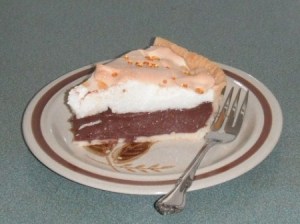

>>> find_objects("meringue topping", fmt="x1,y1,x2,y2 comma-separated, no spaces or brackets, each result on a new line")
83,46,215,93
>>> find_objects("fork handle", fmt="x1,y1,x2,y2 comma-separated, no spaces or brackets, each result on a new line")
155,141,216,215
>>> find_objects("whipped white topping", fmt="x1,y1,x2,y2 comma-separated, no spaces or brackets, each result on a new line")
68,46,216,118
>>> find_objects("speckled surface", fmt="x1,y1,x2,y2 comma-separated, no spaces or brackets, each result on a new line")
1,1,300,223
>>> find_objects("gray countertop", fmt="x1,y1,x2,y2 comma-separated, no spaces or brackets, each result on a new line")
1,1,299,223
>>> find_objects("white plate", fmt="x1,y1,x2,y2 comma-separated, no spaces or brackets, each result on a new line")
22,63,282,195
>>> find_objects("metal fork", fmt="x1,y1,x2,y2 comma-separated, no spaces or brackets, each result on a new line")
154,87,249,215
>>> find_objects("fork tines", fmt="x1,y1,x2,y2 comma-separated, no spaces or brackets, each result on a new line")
212,86,249,133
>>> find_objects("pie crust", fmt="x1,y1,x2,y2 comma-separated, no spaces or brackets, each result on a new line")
153,37,226,98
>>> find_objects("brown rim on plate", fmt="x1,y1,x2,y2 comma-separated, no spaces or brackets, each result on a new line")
31,67,272,186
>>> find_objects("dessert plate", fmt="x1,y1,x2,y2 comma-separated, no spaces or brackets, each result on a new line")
22,63,282,195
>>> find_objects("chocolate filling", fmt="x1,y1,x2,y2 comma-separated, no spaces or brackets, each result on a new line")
71,102,213,142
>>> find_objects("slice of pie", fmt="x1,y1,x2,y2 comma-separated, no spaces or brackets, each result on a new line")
67,37,226,146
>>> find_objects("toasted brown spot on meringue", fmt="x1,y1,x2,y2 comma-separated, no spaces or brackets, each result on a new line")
195,87,204,94
111,72,118,77
145,55,160,61
82,81,90,87
97,81,108,89
135,61,143,67
182,83,188,88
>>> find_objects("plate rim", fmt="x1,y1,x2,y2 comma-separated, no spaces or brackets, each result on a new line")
22,63,283,195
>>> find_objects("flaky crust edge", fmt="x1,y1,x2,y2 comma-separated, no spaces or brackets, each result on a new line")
153,37,227,108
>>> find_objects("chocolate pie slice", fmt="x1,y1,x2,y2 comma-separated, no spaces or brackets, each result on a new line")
67,37,226,146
